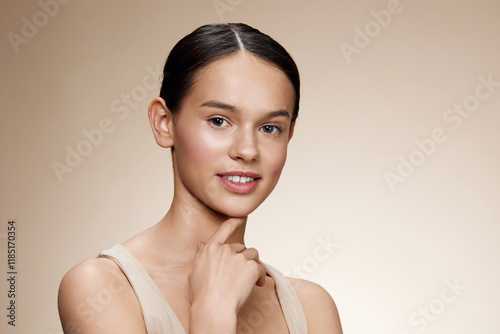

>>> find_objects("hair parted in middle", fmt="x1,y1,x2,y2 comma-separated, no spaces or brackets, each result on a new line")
159,23,300,124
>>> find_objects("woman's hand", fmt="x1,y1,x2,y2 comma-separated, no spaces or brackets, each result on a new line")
188,218,267,333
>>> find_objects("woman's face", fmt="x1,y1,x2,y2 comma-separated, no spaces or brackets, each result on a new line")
171,52,295,218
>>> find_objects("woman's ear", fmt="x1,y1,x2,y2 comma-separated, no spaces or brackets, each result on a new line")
148,97,175,148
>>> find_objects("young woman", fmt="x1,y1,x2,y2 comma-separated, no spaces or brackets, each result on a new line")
58,23,342,333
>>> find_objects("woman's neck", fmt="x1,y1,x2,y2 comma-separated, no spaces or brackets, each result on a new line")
149,191,248,268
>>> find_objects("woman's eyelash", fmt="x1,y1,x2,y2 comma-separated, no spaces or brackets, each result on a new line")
208,117,229,127
261,124,283,134
207,117,283,134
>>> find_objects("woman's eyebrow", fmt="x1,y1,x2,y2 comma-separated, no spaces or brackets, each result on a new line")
267,110,290,119
200,100,290,119
200,100,239,113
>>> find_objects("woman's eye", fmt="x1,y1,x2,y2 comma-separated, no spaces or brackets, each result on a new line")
261,125,282,134
209,117,229,127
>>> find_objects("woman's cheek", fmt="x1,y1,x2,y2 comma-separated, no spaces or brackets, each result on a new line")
177,123,220,164
265,143,288,183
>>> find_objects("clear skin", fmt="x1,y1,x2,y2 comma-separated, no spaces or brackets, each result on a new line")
58,51,343,333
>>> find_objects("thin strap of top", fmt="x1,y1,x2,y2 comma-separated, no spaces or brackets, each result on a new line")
99,244,186,333
260,262,308,333
98,243,308,333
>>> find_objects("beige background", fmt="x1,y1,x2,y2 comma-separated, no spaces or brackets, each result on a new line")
1,0,499,333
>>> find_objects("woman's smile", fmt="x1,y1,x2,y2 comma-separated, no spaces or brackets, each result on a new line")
217,171,261,194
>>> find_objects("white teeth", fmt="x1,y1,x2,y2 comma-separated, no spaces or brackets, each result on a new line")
221,175,255,183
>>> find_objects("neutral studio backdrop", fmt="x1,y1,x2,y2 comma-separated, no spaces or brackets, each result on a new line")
1,0,499,333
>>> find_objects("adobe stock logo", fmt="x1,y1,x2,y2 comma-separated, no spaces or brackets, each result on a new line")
339,0,418,64
51,65,161,183
398,278,466,334
6,0,72,54
384,74,499,192
61,267,132,332
283,235,340,279
213,0,244,22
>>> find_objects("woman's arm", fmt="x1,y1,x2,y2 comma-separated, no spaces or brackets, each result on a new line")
58,258,147,334
291,278,343,333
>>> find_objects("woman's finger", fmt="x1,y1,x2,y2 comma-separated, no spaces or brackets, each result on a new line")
240,247,259,262
255,262,267,287
240,249,266,287
230,243,246,253
207,218,245,245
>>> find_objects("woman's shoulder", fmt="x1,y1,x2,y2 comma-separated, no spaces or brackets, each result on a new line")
58,256,147,333
59,256,126,292
287,277,343,333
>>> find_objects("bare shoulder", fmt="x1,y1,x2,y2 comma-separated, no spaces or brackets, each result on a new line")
58,257,147,334
288,277,343,334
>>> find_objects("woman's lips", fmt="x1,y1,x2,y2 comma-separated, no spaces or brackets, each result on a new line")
218,171,261,179
217,173,260,194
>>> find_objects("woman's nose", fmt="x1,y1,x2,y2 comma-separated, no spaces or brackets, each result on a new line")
228,126,259,162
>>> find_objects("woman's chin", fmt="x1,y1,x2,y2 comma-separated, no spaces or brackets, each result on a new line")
218,208,254,219
209,202,261,220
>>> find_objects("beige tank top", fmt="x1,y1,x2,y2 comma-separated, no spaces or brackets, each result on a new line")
98,244,308,333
